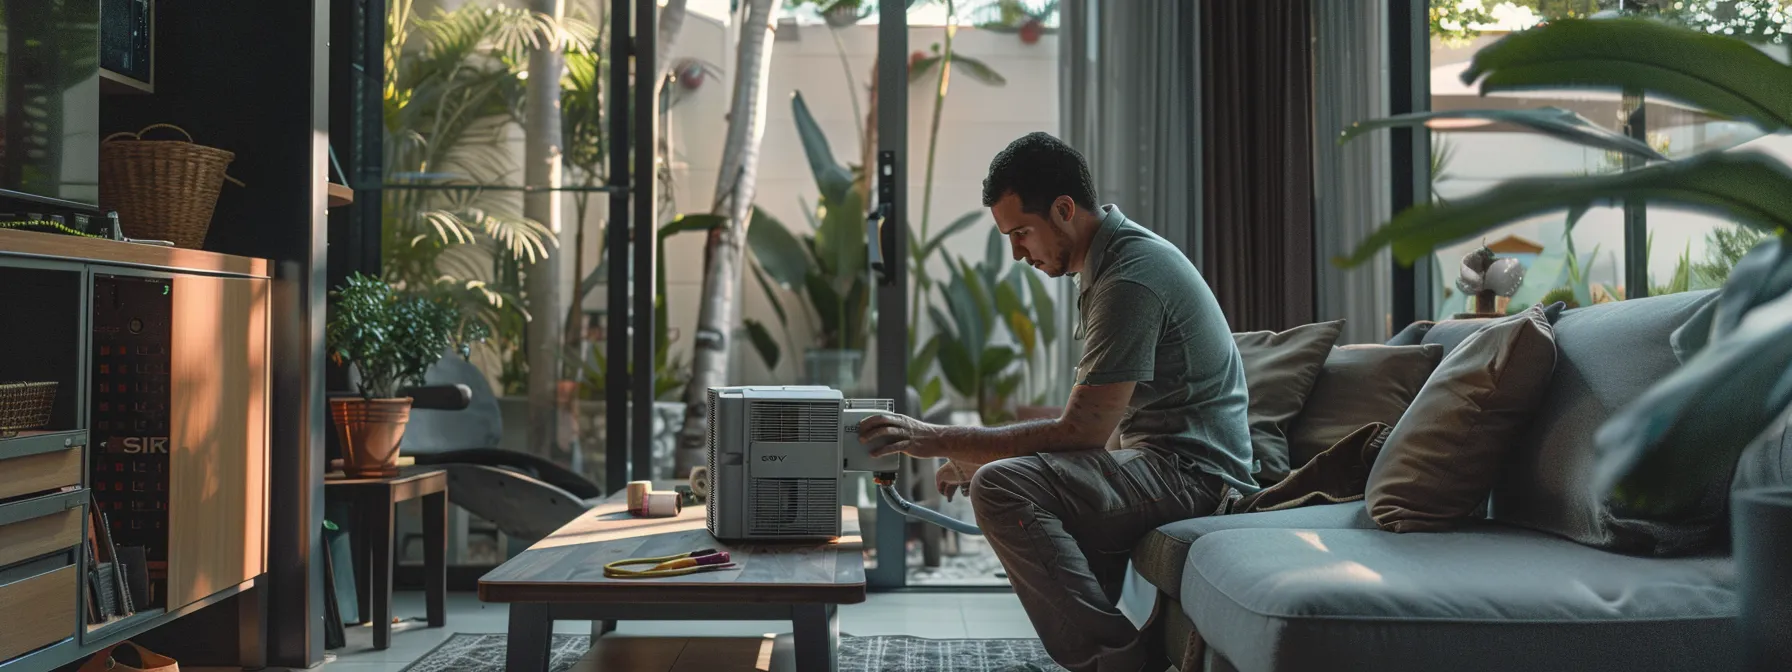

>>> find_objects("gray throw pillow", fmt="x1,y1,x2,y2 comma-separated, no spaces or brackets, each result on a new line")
1367,305,1559,533
1286,344,1445,471
1233,320,1345,485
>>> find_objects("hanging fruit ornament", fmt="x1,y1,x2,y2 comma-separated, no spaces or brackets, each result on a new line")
1020,18,1044,45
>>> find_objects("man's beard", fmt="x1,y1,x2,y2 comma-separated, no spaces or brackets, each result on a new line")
1046,248,1072,277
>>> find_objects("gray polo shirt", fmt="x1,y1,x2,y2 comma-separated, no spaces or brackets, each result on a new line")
1073,205,1259,493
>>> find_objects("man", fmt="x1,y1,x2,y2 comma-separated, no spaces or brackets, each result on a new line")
858,132,1256,672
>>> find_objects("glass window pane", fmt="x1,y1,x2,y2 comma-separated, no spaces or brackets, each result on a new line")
1428,3,1636,314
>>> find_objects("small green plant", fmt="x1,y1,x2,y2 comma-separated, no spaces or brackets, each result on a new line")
328,274,488,400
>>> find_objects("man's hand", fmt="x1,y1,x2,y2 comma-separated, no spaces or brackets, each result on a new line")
857,413,951,459
936,458,982,501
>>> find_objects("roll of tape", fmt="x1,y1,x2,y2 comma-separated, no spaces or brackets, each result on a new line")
689,467,711,500
626,480,653,513
641,491,682,518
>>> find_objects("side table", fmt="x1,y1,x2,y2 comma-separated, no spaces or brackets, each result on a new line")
325,470,448,650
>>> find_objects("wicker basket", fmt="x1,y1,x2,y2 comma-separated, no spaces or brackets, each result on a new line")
99,124,244,250
0,381,57,436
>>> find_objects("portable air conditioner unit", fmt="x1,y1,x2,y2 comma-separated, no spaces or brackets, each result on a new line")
705,385,894,542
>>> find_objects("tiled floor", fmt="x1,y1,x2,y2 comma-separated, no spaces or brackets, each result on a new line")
320,590,1039,671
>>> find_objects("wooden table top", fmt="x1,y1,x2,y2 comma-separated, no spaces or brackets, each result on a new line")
478,494,866,606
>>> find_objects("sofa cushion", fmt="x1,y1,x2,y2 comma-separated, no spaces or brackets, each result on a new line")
1490,290,1719,551
1286,344,1444,468
1182,525,1737,672
1234,320,1345,484
1368,304,1559,532
1131,502,1372,596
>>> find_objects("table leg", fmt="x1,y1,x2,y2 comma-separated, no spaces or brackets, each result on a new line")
792,604,838,672
365,496,395,650
423,490,447,628
506,604,553,672
351,499,371,626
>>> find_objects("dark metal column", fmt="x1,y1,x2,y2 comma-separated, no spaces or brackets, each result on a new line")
630,0,657,482
1624,91,1650,299
605,0,633,494
1388,0,1431,328
869,0,908,591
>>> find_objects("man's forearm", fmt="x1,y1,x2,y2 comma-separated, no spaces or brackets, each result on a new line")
935,417,1106,464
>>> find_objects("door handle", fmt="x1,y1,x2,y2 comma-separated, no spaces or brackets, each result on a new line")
868,150,898,287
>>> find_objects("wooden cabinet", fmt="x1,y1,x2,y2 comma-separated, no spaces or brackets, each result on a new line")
0,230,271,669
166,275,269,610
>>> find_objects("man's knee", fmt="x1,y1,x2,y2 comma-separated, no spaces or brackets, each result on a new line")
970,457,1044,509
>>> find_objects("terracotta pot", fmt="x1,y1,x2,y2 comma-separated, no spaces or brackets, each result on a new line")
331,397,413,478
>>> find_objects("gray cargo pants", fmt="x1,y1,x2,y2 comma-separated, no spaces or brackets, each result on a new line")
970,448,1225,672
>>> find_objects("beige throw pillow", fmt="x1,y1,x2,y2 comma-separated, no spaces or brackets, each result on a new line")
1286,344,1445,470
1233,320,1345,485
1367,305,1559,532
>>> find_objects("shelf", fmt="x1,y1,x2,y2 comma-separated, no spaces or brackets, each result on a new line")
327,183,354,207
0,229,268,278
99,69,154,95
0,430,86,463
84,609,164,637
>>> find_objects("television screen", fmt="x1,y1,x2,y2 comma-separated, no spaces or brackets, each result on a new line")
0,0,101,209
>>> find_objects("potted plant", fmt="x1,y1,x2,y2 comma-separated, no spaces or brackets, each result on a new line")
739,92,875,393
327,273,485,477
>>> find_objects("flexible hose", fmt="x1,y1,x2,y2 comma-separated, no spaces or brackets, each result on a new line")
875,478,984,536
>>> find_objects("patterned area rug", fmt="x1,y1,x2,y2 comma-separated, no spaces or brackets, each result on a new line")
401,633,1065,672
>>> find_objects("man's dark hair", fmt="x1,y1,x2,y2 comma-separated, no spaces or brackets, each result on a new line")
982,132,1098,216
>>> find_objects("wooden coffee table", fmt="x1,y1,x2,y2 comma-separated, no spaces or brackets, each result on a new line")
478,489,866,672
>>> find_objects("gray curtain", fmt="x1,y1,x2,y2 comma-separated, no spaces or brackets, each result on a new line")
1313,0,1394,344
1058,0,1202,259
1199,0,1317,332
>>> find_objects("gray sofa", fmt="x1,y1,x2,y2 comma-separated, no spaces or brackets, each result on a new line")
1130,289,1785,672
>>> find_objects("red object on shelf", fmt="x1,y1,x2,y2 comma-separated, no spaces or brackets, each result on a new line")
1020,19,1043,45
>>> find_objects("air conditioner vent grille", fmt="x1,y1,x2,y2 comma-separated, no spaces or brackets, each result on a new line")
748,401,838,443
845,398,894,411
705,388,719,534
749,478,838,537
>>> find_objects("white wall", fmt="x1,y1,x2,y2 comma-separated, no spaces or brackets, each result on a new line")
658,20,1062,396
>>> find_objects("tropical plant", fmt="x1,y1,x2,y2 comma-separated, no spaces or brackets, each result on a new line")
921,226,1058,421
1694,225,1772,286
381,1,594,380
1336,17,1792,518
570,215,722,402
328,274,489,400
676,0,782,476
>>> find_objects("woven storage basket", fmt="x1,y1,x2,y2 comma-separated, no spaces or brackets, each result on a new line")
99,124,243,250
0,381,57,436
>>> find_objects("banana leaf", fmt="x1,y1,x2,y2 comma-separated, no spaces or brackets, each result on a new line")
813,189,867,281
913,210,985,264
994,280,1033,358
910,334,942,386
805,270,844,341
920,376,944,412
950,53,1008,87
743,319,781,372
1596,238,1792,517
980,346,1017,380
984,225,1008,285
1463,18,1792,132
792,91,854,203
746,206,810,289
1024,268,1057,347
1341,107,1667,162
1336,151,1792,268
